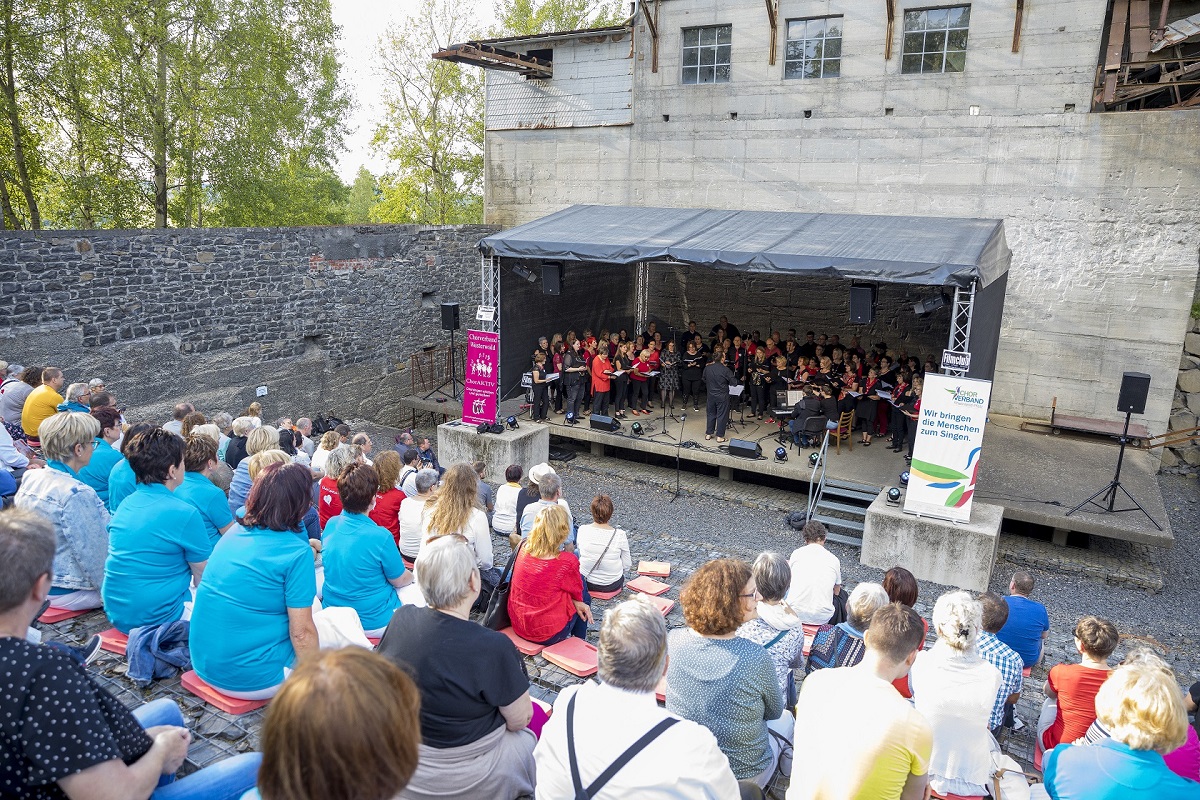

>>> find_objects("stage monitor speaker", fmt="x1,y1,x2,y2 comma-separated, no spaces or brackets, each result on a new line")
440,303,460,331
542,262,562,295
589,413,620,432
849,285,876,324
728,439,762,459
1117,372,1151,415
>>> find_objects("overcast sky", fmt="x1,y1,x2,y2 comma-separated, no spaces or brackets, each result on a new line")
330,0,494,183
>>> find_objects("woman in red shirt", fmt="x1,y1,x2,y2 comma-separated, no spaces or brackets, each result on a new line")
367,450,406,545
1039,616,1118,753
508,505,592,645
629,349,652,415
591,346,613,416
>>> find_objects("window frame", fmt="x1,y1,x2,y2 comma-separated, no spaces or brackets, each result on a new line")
900,5,971,75
681,24,733,85
783,15,844,80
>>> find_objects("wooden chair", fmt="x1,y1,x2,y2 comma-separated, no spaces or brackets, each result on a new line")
834,410,855,454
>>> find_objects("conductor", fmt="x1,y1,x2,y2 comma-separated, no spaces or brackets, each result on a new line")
702,357,739,443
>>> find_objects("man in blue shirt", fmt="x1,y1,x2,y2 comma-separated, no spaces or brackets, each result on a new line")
995,570,1050,669
103,428,212,633
174,434,235,546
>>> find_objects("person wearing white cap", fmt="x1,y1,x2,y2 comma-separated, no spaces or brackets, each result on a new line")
517,463,574,547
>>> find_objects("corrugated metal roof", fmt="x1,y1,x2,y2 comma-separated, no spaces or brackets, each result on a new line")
469,23,632,49
1152,11,1200,52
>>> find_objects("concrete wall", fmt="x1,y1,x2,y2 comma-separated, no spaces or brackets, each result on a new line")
0,225,495,426
483,0,1200,435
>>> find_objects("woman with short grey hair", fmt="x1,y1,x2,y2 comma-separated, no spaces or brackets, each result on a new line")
806,582,889,674
377,535,537,800
738,552,805,704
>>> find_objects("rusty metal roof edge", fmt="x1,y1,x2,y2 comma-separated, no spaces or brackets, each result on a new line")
463,22,633,49
1151,11,1200,52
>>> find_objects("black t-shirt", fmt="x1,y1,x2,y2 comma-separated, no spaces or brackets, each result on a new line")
513,486,540,534
377,605,528,748
0,639,152,799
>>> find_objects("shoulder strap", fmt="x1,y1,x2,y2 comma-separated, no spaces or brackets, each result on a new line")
765,629,789,649
584,528,619,579
567,692,679,800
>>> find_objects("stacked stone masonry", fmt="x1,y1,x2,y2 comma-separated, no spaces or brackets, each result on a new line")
1165,314,1200,473
0,225,496,426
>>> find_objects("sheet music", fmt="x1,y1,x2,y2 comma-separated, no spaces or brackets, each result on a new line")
646,370,662,377
545,372,561,382
846,390,862,398
606,369,626,377
729,385,745,397
876,391,893,401
786,390,804,405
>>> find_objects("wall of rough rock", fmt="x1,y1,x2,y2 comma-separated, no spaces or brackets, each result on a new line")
0,225,495,427
1163,303,1200,473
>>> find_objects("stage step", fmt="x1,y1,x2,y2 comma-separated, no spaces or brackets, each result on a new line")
824,531,866,548
812,513,865,534
822,479,881,502
815,499,869,517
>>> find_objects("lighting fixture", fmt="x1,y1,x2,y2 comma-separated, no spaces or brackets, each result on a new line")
506,415,519,430
886,487,902,504
774,446,788,462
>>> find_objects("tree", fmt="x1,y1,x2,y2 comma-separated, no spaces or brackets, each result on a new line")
492,0,625,36
373,0,483,225
346,166,378,223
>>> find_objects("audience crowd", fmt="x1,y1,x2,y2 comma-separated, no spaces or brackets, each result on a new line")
0,361,1196,800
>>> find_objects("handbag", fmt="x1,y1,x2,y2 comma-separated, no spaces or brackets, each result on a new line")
482,540,524,631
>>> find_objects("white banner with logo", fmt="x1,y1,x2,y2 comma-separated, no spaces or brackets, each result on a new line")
904,373,992,523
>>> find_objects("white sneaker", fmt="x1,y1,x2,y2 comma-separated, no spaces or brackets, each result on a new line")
1012,714,1027,732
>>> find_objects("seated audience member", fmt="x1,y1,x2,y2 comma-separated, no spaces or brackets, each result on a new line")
1042,651,1197,799
418,436,442,475
737,552,805,705
161,403,194,436
518,465,574,542
174,434,235,546
0,417,37,498
76,406,124,503
310,429,339,473
909,591,1003,798
0,508,261,799
576,494,632,594
14,412,108,611
105,421,155,513
0,363,34,426
322,463,412,637
294,417,315,457
56,382,92,413
210,411,233,460
247,649,420,800
510,467,543,544
190,463,321,699
996,569,1050,668
788,603,932,800
367,449,405,541
508,505,591,646
317,444,358,530
421,463,497,592
785,520,842,625
398,448,422,495
1038,615,1119,752
536,598,752,800
491,464,523,538
977,591,1025,735
190,423,233,492
472,460,494,518
103,429,212,634
351,432,373,465
378,535,537,799
223,415,255,469
398,468,438,564
667,559,793,787
806,582,889,674
228,425,280,516
21,367,65,442
179,411,206,438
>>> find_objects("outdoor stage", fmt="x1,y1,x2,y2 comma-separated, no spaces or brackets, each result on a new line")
495,399,1173,548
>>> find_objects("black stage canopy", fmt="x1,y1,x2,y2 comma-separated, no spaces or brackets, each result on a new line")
480,204,1011,288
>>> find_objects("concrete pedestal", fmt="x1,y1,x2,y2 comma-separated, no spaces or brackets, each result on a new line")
437,420,550,484
861,492,1003,592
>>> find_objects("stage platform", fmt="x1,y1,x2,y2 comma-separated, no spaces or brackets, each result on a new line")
496,401,1172,548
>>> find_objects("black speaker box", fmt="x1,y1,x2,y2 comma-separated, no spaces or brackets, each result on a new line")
440,302,460,331
849,285,876,324
542,262,562,295
589,413,619,432
1117,372,1151,415
728,439,762,459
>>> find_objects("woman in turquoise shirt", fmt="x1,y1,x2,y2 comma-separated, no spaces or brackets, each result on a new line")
321,462,412,636
190,462,319,700
77,406,123,503
104,421,155,514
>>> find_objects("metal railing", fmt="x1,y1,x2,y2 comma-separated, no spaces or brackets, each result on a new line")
805,430,831,522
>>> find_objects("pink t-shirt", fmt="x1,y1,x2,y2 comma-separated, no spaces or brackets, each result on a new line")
1164,725,1200,782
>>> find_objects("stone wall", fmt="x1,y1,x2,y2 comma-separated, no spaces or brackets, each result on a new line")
0,225,496,426
1164,313,1200,472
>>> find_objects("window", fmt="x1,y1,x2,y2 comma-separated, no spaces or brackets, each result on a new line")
901,6,970,74
682,25,732,84
785,16,842,79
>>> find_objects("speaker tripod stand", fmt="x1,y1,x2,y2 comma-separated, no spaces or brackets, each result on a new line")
1065,411,1162,530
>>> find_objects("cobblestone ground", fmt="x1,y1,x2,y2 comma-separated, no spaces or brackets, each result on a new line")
37,438,1200,798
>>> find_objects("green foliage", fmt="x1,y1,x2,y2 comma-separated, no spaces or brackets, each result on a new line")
492,0,625,36
2,0,349,228
346,167,379,224
373,0,484,225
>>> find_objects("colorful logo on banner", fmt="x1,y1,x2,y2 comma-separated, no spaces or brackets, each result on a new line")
903,373,992,523
462,330,500,426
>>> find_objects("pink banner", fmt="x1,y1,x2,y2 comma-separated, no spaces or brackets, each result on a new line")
462,330,500,426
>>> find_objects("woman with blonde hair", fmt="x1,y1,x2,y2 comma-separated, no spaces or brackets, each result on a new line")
228,424,280,515
224,415,256,468
422,462,497,603
311,429,340,473
507,505,591,645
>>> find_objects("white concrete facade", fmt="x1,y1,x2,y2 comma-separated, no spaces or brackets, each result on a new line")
482,0,1200,434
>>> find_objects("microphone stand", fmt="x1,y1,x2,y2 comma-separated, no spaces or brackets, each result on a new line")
670,412,687,502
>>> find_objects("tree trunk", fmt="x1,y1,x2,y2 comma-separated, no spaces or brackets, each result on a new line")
0,175,16,229
1,0,39,228
153,28,168,228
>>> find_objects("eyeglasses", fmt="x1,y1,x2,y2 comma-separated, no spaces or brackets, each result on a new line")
739,590,759,600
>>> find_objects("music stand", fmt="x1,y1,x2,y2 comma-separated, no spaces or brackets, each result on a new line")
648,394,677,442
670,413,687,502
1064,411,1162,530
725,385,745,435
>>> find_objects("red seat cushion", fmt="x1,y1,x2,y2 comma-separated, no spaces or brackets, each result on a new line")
626,576,670,596
181,671,269,715
500,627,546,656
39,606,89,624
655,673,668,703
1022,665,1033,677
542,638,599,677
590,588,622,600
367,636,381,647
637,561,671,577
98,628,128,656
645,595,674,616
